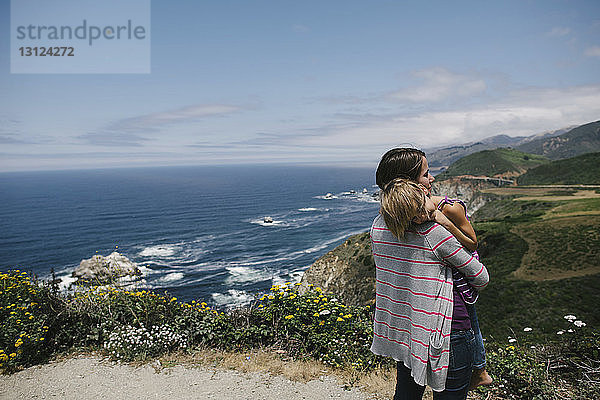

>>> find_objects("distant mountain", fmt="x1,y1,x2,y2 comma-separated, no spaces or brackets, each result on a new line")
515,120,600,160
517,152,600,185
435,148,548,180
426,126,574,167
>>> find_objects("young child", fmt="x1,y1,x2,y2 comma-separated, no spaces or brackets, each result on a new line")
386,179,493,390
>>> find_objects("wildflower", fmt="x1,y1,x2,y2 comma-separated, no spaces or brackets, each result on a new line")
313,312,320,317
574,320,586,327
567,329,574,333
319,310,331,316
523,327,532,332
508,338,517,343
9,353,16,358
336,317,344,322
564,315,576,321
557,330,564,335
284,315,294,320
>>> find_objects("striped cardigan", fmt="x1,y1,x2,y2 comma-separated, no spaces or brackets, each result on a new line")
369,214,489,392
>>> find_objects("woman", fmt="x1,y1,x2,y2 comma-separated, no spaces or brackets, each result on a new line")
370,148,490,399
376,148,492,390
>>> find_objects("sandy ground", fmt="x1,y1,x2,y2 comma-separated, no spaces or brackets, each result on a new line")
0,356,375,400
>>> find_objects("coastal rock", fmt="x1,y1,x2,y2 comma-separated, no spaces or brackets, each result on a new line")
72,252,141,283
432,177,499,217
299,232,375,306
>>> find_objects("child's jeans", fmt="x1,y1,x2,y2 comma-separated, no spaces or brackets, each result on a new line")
467,304,486,369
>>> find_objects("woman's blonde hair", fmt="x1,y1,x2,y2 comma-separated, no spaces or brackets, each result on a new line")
380,178,426,239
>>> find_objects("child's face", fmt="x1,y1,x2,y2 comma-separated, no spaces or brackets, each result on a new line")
413,196,437,224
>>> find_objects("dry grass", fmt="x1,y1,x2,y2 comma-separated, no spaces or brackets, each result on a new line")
156,347,406,399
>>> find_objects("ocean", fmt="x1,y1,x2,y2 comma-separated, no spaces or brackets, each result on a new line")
0,165,380,307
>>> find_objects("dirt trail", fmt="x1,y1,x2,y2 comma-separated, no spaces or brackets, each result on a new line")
0,356,374,400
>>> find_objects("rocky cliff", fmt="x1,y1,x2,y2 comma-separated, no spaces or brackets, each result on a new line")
300,178,498,305
299,232,375,306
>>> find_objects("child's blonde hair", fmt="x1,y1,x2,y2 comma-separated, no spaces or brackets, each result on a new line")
380,178,426,239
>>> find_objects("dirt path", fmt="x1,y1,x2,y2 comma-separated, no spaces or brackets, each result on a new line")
0,356,375,400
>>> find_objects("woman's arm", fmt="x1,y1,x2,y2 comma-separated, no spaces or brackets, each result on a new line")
433,202,478,252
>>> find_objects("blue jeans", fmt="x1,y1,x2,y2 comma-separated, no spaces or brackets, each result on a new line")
393,329,475,400
467,304,486,369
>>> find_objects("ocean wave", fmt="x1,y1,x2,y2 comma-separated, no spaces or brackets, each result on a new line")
211,289,255,308
298,207,330,212
155,272,185,284
139,244,179,258
224,265,273,285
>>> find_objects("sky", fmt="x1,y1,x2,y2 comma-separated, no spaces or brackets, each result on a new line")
1,0,599,172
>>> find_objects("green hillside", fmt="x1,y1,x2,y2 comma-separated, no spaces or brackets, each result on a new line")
516,120,600,160
436,148,548,179
517,152,600,185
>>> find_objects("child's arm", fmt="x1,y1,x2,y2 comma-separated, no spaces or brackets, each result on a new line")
433,202,478,252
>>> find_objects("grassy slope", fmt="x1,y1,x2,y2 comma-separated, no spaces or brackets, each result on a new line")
516,120,600,160
471,193,600,341
436,148,548,179
517,151,600,185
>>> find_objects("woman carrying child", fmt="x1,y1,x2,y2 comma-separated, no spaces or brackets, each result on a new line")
370,148,492,399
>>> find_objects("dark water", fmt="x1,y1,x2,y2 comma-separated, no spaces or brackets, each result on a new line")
0,165,380,306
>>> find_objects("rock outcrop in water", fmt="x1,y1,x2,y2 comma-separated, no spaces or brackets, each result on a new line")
300,178,500,305
72,252,141,283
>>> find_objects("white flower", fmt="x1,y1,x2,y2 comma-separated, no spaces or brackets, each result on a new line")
523,327,532,332
319,310,331,316
557,330,564,335
564,315,576,321
568,329,574,333
574,320,586,328
508,338,517,343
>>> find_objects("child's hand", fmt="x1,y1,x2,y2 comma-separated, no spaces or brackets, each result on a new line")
432,210,453,227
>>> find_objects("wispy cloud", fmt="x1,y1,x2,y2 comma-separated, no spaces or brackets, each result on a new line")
292,24,310,33
257,84,600,152
79,104,242,147
547,27,571,37
387,68,487,103
108,104,242,133
584,46,600,57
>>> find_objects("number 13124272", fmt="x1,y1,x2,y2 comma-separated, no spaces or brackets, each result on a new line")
19,47,74,56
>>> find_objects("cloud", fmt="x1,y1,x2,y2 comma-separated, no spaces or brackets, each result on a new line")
76,131,150,147
584,46,600,57
78,104,242,147
292,24,310,33
261,84,600,152
0,135,29,144
388,68,486,103
108,104,242,133
547,27,571,37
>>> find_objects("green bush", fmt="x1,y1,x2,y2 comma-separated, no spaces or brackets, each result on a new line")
2,270,599,399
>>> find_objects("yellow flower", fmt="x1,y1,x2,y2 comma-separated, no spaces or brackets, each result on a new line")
313,312,320,317
336,317,344,322
39,337,44,341
284,315,294,320
9,353,16,358
344,314,352,319
319,321,325,326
